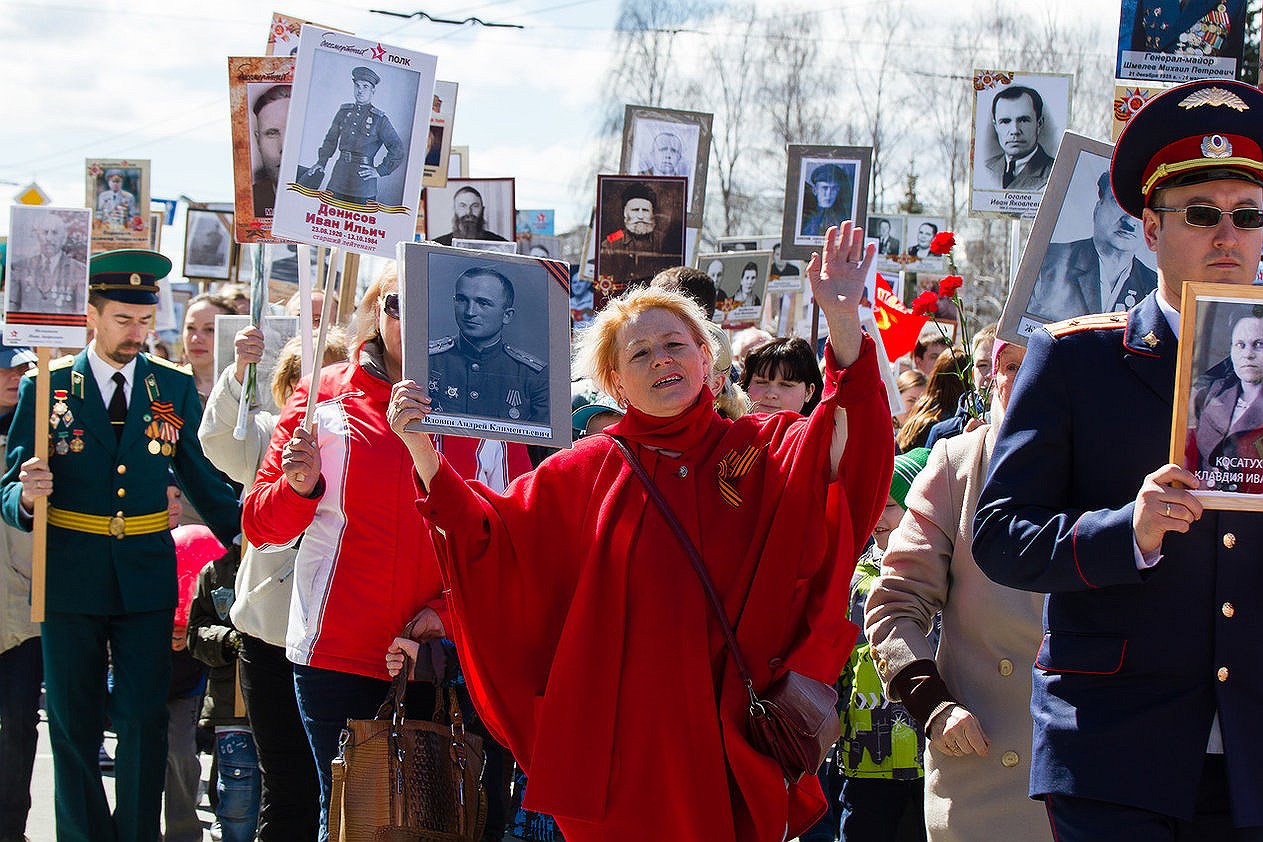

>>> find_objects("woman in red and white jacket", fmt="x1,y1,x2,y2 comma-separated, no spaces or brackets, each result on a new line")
242,265,447,842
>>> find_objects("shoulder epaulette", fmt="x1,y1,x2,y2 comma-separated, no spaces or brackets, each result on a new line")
429,336,455,355
1045,311,1128,338
144,353,193,375
49,355,75,371
505,344,546,372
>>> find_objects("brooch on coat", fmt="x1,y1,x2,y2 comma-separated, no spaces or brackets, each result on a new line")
716,445,760,508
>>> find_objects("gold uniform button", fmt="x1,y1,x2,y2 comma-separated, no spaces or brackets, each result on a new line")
1218,667,1229,682
116,488,125,498
877,658,889,675
116,465,126,475
1001,751,1020,768
1222,602,1235,618
1223,533,1237,549
998,659,1014,677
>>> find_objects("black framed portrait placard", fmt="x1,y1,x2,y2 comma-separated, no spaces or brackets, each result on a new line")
1172,282,1263,511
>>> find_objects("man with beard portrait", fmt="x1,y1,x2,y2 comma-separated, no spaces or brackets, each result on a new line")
433,185,509,245
597,182,682,293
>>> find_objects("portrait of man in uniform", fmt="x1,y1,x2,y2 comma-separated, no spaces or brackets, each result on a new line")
867,216,903,256
426,265,549,424
300,65,406,206
95,169,138,232
6,207,90,316
799,163,854,238
594,176,686,306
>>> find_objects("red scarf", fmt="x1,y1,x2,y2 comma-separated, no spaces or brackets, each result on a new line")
604,388,716,452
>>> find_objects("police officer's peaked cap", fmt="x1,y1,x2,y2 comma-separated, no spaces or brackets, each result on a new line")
809,163,847,186
88,249,170,305
1112,79,1263,218
351,66,381,87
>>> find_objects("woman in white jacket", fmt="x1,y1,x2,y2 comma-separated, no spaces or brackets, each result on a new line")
198,326,347,841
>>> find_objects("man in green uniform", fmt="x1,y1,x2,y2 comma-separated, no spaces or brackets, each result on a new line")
1,249,241,842
303,65,406,206
427,266,549,423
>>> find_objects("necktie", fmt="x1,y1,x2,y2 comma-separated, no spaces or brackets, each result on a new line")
109,372,127,440
1003,159,1016,188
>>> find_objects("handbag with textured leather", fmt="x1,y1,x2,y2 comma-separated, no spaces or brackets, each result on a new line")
610,435,840,782
328,643,488,842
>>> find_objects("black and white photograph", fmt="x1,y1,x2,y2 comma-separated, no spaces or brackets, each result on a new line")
229,56,294,243
969,69,1073,218
213,314,299,415
719,235,801,291
4,206,91,347
699,249,773,329
85,158,149,254
271,28,437,258
904,216,948,273
423,80,458,188
519,234,563,262
999,134,1158,344
782,145,871,260
1116,0,1248,83
1172,283,1263,510
717,237,759,252
184,208,235,280
867,214,905,275
424,178,516,246
620,105,713,227
397,242,573,448
594,175,686,311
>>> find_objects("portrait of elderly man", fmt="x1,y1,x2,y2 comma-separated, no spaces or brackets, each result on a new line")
433,185,509,245
637,130,689,176
95,170,137,231
596,180,684,294
801,163,853,237
982,85,1054,192
1185,307,1263,494
427,265,549,423
1028,170,1158,320
301,65,405,205
251,84,290,218
8,211,88,315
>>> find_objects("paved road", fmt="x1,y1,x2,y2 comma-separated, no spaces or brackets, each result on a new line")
26,711,216,842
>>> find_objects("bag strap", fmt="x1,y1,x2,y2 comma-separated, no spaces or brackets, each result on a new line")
608,435,761,707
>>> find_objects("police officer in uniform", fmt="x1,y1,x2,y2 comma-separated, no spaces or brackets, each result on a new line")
428,266,549,423
1,249,241,842
974,79,1263,840
303,65,405,205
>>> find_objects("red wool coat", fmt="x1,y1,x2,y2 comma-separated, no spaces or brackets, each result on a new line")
416,337,892,842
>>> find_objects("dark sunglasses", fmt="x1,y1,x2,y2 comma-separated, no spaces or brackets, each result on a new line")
1151,204,1263,230
382,292,400,319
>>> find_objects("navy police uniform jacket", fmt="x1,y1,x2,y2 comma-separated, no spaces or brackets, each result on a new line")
0,351,240,615
428,334,549,423
972,291,1263,827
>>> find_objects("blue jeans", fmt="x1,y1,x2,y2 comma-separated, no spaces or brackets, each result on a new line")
215,728,260,842
292,664,436,842
0,636,42,838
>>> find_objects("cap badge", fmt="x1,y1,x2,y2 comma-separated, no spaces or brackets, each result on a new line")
129,273,141,286
1179,87,1249,112
1201,134,1233,158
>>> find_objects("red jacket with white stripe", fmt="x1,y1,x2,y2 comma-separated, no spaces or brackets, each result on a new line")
243,353,535,680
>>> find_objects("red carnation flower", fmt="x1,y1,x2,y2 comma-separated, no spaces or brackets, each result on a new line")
928,232,956,256
911,290,939,316
938,275,963,297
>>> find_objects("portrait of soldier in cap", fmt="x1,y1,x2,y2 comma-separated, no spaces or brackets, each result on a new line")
594,177,686,300
7,207,89,316
301,65,405,206
427,264,549,424
800,162,855,238
95,169,138,231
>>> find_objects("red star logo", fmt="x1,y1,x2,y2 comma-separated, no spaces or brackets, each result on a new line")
371,43,386,61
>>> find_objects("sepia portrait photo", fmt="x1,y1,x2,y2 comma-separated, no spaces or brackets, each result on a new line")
594,175,687,311
423,80,458,188
184,209,235,280
397,242,573,448
621,105,713,228
424,177,515,246
229,56,294,243
969,70,1073,218
782,145,872,260
1000,133,1156,344
86,158,150,253
1172,283,1263,510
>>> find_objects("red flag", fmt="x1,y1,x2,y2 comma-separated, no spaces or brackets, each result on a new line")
872,273,928,363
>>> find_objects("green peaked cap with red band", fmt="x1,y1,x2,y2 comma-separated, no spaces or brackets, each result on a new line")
89,249,171,305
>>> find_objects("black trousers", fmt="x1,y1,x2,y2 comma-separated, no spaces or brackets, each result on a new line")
237,634,320,842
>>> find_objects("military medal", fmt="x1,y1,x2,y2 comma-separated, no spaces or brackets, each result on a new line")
54,434,70,456
162,442,173,457
446,385,459,399
53,390,68,417
506,389,523,420
70,430,85,453
149,439,162,455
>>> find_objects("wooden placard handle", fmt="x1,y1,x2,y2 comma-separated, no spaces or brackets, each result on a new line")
30,347,50,623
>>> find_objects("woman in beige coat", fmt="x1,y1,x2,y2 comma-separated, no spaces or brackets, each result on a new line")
864,341,1049,841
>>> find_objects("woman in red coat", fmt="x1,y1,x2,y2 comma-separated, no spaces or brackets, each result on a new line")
387,223,893,841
